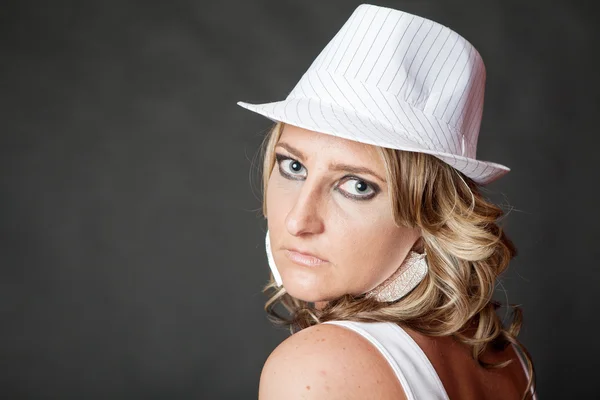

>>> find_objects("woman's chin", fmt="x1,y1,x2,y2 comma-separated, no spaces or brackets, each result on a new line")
281,281,326,303
280,274,331,303
278,261,343,302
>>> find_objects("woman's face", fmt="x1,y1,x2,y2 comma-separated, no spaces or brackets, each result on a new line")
266,123,421,303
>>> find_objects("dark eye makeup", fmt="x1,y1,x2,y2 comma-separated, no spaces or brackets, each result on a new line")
274,153,380,201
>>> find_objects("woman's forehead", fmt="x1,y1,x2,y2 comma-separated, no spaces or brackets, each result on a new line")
278,124,382,164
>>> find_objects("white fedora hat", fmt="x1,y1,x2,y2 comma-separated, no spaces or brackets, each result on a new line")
237,3,510,184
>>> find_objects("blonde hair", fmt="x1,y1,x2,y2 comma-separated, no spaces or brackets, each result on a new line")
257,121,536,399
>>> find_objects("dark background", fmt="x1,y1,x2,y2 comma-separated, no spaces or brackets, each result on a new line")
1,0,597,398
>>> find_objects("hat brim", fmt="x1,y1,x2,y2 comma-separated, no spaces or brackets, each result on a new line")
237,97,509,185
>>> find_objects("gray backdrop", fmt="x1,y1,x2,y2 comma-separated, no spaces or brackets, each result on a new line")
1,0,597,398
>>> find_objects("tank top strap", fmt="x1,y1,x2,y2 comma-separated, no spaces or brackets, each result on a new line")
511,342,538,400
322,320,450,400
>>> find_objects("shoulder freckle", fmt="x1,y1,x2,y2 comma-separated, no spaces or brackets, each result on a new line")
260,323,405,399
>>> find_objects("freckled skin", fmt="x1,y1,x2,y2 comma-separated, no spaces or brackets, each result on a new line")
266,124,421,303
259,318,410,399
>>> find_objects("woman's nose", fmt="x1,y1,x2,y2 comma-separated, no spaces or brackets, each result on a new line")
285,185,325,236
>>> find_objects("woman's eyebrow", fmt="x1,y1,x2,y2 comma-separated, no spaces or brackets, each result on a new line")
276,142,386,183
276,142,306,160
328,162,386,183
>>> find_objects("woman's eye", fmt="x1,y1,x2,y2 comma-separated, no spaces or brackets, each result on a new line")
274,153,378,201
276,155,306,178
338,178,376,200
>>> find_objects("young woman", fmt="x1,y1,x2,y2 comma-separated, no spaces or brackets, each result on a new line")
237,4,537,399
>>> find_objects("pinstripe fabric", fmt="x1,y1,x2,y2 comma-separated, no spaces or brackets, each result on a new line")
237,3,510,184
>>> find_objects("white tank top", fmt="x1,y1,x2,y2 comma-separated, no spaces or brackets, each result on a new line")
322,320,537,400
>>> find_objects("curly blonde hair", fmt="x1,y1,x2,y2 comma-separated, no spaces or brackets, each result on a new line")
257,121,536,399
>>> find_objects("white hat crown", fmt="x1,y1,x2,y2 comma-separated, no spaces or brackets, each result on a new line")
238,4,509,184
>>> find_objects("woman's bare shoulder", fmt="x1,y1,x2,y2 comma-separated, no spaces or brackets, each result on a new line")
258,323,407,400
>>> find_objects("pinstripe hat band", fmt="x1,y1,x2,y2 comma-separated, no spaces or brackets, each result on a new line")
237,3,510,184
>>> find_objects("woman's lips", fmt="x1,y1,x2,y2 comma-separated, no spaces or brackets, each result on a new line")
284,249,328,266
